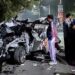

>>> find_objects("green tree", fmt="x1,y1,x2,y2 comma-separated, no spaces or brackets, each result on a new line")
0,0,39,22
63,0,75,13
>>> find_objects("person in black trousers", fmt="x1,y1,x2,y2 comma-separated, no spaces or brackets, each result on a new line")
68,20,75,65
63,13,73,64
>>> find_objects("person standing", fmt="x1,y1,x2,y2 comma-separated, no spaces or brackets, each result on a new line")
66,19,75,65
63,13,73,63
47,15,57,65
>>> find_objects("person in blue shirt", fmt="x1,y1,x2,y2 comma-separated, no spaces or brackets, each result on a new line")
47,15,57,65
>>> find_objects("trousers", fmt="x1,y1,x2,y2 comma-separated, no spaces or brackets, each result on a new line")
48,37,57,62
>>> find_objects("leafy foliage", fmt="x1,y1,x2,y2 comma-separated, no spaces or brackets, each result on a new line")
0,0,39,22
63,0,75,13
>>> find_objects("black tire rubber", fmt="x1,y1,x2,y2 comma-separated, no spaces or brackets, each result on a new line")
0,63,2,72
14,46,26,64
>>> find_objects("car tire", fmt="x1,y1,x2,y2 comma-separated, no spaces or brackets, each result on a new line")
14,46,26,64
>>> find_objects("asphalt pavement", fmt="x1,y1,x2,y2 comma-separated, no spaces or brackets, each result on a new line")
0,51,75,75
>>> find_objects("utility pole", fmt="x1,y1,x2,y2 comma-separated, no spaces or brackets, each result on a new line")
39,0,42,18
59,0,62,4
49,4,50,14
49,0,51,14
39,0,40,18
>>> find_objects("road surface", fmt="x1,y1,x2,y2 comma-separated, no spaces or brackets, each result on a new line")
0,52,75,75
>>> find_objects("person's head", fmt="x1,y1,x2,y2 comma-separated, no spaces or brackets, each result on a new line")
47,15,53,22
66,13,72,19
